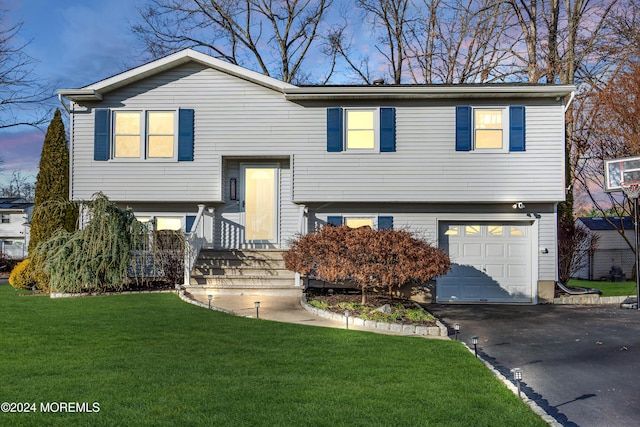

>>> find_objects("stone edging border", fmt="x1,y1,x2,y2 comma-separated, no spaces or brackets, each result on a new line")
300,294,448,337
460,343,562,426
553,295,629,305
50,289,175,298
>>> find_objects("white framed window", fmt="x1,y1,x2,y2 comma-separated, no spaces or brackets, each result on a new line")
473,107,508,151
0,214,9,224
113,110,177,160
345,109,378,151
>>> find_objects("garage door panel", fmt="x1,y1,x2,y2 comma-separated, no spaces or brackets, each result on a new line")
508,244,527,257
508,264,527,278
486,244,505,257
437,222,533,303
462,243,483,257
485,264,505,279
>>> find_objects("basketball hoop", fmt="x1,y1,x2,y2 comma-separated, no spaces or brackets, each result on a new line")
621,180,640,199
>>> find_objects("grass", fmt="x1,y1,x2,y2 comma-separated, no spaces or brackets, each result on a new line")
0,285,546,426
568,278,637,297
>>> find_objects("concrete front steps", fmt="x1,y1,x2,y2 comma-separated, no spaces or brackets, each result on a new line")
187,249,302,297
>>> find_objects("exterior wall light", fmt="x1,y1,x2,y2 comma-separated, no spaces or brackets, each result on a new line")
230,178,237,200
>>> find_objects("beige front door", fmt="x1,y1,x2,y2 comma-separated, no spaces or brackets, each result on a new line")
242,165,278,243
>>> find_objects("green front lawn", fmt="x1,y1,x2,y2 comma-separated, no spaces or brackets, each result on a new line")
567,279,637,297
0,285,545,426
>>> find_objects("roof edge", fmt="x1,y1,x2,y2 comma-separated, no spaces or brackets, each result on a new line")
284,84,576,101
58,49,297,102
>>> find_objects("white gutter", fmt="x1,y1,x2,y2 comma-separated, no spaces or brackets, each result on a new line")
284,85,576,101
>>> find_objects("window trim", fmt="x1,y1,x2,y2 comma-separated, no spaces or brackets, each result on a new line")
326,107,396,153
456,105,525,153
472,106,509,153
344,108,379,152
0,214,10,224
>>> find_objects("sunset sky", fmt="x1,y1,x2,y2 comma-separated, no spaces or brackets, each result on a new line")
0,0,144,188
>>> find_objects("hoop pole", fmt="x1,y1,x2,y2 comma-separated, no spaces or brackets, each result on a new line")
635,196,640,310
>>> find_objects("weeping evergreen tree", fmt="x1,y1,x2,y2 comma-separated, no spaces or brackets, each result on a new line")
32,194,147,293
28,109,76,256
31,193,185,293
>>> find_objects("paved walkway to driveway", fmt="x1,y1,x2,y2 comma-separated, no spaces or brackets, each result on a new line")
182,291,447,337
427,303,640,427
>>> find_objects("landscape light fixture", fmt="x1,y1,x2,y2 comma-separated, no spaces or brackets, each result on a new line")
454,323,460,340
255,301,261,319
207,294,213,309
511,368,523,398
175,284,181,293
472,336,479,358
344,309,350,329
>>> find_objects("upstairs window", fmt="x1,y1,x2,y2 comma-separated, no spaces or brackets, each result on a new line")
346,110,376,150
114,111,142,158
474,109,504,149
94,109,194,161
327,107,396,153
1,214,9,223
113,110,176,159
456,106,525,152
147,112,176,158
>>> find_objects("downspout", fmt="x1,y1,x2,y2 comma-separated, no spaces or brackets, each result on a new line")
58,93,71,114
564,90,575,113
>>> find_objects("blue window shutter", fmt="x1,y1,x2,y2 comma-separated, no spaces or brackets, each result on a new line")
94,109,110,161
178,108,195,161
455,106,472,151
380,107,396,152
327,108,343,152
327,216,343,226
509,106,526,152
186,215,196,232
378,216,393,230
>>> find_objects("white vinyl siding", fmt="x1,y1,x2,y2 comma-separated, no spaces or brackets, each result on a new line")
70,62,565,204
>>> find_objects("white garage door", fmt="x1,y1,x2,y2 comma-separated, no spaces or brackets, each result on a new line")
436,222,533,303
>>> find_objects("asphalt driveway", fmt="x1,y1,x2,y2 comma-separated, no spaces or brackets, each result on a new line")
426,303,640,427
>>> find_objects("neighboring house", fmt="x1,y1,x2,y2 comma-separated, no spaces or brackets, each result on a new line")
58,49,574,304
575,217,635,281
0,198,32,259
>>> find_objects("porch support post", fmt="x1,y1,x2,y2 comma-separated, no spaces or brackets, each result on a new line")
295,205,307,287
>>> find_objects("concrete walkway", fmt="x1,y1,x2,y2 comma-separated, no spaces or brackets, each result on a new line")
182,291,447,338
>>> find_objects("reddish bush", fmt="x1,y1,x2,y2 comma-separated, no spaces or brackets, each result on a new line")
284,225,450,303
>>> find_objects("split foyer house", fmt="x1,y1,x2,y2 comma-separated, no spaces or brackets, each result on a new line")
58,49,574,304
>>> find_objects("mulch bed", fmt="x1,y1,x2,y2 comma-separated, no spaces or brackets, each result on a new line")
305,289,437,326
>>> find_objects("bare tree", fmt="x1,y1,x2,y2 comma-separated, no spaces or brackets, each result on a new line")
132,0,333,83
573,61,640,252
0,9,53,129
0,170,35,201
329,0,514,84
404,0,516,83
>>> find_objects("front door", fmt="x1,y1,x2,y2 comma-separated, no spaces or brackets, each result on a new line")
242,165,278,244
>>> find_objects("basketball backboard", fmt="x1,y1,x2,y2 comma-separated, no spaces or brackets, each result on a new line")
604,156,640,192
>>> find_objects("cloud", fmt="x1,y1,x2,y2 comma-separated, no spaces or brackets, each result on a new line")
0,129,44,184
